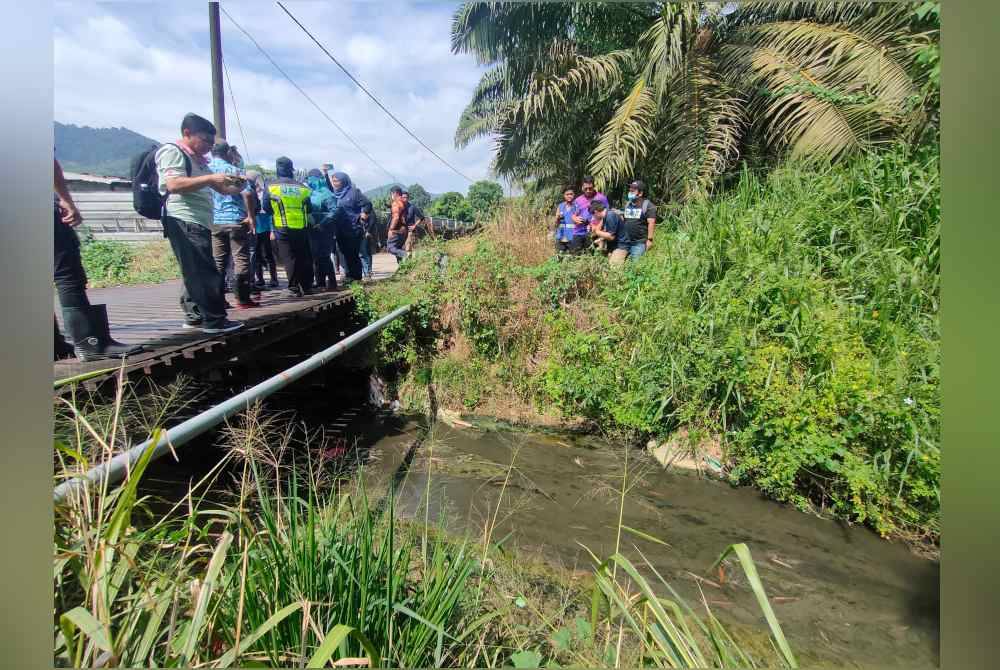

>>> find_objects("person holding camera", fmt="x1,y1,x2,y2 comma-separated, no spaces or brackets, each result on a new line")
156,113,247,334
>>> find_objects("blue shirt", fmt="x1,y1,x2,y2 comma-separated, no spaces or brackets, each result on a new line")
255,212,274,234
556,202,577,242
207,156,252,225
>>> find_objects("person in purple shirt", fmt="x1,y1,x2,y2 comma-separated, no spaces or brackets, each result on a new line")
571,175,609,248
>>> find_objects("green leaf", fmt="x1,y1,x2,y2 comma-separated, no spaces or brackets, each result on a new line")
550,627,572,651
511,649,543,668
213,601,304,667
179,531,233,665
60,606,113,653
307,624,381,668
710,543,798,668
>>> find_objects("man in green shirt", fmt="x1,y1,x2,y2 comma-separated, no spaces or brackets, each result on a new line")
155,113,247,334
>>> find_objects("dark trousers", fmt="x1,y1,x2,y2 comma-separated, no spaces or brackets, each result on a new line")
386,233,407,264
276,228,313,292
554,235,585,255
54,211,90,310
309,225,336,287
251,233,278,284
162,216,228,328
335,222,364,281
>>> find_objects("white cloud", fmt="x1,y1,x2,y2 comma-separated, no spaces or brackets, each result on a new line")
53,1,494,193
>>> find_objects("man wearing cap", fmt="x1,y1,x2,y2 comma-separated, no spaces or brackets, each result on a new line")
618,180,657,263
208,141,259,308
262,156,316,297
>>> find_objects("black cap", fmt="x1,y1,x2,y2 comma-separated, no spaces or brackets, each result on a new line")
629,180,645,192
276,156,293,169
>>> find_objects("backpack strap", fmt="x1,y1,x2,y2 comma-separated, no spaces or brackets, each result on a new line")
163,142,192,177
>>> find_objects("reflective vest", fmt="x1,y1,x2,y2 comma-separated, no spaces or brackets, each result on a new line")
267,181,312,229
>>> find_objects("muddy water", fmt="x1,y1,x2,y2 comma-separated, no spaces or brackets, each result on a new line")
366,421,939,669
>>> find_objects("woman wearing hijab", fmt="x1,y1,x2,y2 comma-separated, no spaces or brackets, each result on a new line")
305,168,338,290
328,171,370,282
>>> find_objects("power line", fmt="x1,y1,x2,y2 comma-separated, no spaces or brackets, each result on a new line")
219,5,398,183
275,1,474,184
221,51,251,165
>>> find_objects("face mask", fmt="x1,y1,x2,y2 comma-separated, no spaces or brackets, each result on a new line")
627,192,637,202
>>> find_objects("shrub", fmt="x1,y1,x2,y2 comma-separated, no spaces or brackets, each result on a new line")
362,144,940,543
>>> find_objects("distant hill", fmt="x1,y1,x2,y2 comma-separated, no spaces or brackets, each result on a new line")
55,122,161,177
364,182,440,202
363,183,406,200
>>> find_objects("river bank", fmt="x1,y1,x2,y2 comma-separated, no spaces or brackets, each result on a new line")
356,147,940,549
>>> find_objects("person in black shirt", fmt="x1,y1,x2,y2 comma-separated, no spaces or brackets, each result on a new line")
619,179,657,262
588,200,627,265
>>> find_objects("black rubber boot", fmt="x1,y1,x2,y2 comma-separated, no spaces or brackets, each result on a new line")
67,304,142,361
62,305,103,362
54,316,74,360
91,304,142,358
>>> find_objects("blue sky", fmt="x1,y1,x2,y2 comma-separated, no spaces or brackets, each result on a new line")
54,1,494,194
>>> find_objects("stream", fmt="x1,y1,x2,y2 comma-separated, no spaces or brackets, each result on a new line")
363,419,940,669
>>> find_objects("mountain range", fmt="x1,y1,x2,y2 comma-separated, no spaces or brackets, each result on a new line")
54,123,440,198
55,122,160,177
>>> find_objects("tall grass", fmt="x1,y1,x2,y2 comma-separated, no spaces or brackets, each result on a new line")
54,378,800,668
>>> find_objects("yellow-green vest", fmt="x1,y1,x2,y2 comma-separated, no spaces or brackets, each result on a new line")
268,182,312,229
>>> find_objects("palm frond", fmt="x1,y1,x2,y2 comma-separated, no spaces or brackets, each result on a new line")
589,77,657,191
724,44,894,160
733,19,917,107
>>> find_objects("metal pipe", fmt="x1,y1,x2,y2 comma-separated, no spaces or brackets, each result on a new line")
54,305,410,505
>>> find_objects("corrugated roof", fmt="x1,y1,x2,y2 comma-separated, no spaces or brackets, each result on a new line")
63,172,131,185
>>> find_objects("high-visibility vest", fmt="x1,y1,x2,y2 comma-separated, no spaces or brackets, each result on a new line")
268,182,312,229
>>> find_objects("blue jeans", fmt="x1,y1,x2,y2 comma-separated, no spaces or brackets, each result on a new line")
359,239,373,277
626,241,647,259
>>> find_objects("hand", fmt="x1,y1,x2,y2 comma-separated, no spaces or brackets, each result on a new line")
60,202,83,227
571,214,584,225
359,211,369,221
241,216,254,229
270,231,276,241
646,238,653,249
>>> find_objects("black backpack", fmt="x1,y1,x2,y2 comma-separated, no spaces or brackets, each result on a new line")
130,143,190,220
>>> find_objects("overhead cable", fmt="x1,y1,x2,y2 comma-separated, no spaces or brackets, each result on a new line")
221,51,252,164
275,1,474,184
220,5,398,183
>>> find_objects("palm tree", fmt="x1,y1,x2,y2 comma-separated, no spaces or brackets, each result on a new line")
452,1,938,201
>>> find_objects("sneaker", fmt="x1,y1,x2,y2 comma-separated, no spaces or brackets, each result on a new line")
201,320,244,334
268,280,280,288
182,321,202,329
253,280,266,290
236,300,261,309
285,288,303,299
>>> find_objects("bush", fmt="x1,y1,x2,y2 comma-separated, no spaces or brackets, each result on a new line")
362,144,940,543
79,239,181,288
79,240,133,285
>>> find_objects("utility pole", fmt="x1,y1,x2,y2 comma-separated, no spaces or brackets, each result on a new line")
208,1,226,140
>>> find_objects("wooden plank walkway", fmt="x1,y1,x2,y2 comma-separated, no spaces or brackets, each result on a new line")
54,251,400,384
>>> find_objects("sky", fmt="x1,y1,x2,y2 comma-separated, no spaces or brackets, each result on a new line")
54,1,496,194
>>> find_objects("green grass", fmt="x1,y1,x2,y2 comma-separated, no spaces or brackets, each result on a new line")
53,380,800,668
359,143,940,545
79,239,181,288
